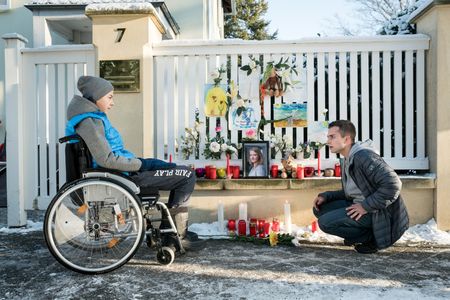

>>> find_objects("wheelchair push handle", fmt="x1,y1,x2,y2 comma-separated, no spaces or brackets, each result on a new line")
59,135,81,144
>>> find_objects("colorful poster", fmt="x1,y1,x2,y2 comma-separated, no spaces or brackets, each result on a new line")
228,99,261,130
273,103,307,127
204,84,228,117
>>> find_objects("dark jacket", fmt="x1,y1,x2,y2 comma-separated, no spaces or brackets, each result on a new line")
319,148,409,249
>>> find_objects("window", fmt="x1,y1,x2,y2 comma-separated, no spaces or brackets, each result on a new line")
0,0,11,11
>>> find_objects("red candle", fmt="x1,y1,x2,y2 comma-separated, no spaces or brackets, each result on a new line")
297,165,304,179
209,166,217,180
311,220,318,233
238,220,246,236
169,154,172,163
226,154,231,177
334,163,341,177
205,165,211,179
271,164,278,178
228,219,236,231
257,219,265,237
249,218,257,236
317,151,321,176
272,219,280,232
263,222,270,235
232,165,240,179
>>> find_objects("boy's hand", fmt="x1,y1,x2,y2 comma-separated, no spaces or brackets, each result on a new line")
138,158,176,171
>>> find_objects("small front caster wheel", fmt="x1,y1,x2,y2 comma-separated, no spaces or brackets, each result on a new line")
156,246,175,266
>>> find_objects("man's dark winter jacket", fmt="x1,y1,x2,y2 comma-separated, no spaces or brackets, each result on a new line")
319,148,409,249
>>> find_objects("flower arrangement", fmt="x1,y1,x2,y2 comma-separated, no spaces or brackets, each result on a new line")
240,56,261,76
242,128,258,141
203,127,238,160
180,109,202,159
210,66,226,86
269,134,294,157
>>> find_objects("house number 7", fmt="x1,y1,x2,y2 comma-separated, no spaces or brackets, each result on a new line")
115,28,126,43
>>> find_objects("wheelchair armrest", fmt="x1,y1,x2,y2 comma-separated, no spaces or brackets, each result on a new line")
59,135,81,144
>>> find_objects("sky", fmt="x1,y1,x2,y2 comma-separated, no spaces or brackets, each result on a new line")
266,0,362,39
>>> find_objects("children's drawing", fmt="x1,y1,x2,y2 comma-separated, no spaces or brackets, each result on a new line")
273,103,307,127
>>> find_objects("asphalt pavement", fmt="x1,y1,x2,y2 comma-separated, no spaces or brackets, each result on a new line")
0,208,449,300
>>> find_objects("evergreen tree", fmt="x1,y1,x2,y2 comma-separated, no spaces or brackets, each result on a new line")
224,0,278,40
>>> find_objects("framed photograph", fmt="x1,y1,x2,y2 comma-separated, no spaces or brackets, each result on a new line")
242,141,270,178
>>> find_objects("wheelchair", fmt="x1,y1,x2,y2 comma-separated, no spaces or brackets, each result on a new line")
44,135,185,274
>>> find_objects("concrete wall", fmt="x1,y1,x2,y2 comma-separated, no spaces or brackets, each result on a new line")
0,0,33,144
90,12,163,157
414,3,450,230
158,178,436,227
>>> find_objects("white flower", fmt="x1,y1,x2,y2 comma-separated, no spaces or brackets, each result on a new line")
270,142,275,148
227,145,237,153
221,143,229,152
249,60,257,69
275,70,283,77
236,99,245,107
210,70,220,79
209,142,221,153
322,109,328,115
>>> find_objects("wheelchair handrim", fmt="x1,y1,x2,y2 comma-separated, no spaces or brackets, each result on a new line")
45,178,144,273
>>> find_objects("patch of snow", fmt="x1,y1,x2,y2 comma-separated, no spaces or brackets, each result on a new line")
28,0,153,5
0,220,42,234
86,2,155,13
397,219,450,245
189,218,450,247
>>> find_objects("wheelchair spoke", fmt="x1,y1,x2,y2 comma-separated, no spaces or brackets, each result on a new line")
44,177,144,274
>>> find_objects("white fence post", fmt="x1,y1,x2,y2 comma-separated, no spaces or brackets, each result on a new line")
2,33,28,227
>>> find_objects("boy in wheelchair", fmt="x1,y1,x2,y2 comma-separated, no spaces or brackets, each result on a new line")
66,75,200,251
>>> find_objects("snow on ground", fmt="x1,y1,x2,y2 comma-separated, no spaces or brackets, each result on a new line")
189,218,450,247
0,220,42,234
1,218,449,247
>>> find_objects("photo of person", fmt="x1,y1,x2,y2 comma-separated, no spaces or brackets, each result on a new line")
243,142,269,178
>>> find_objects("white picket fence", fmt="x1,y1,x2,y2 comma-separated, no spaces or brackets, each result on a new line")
4,34,430,226
4,37,95,214
152,35,429,169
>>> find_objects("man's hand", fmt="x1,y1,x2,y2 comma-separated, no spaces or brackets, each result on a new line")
346,203,367,221
313,195,326,211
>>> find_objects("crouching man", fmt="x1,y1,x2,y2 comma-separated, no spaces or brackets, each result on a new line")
313,120,409,253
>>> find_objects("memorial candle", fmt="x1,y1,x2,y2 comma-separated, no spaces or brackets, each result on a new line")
284,201,292,234
238,203,247,221
217,202,224,232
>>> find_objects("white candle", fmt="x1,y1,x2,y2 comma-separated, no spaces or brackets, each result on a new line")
217,201,224,232
238,203,247,221
284,201,292,234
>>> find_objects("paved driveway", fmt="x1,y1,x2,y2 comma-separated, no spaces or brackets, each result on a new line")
0,225,449,299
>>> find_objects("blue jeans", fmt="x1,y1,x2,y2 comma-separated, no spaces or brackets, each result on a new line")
313,200,373,244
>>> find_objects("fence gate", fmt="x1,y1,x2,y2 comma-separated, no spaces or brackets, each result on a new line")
4,39,95,226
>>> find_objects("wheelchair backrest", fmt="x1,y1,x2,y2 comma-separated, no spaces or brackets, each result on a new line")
59,135,93,182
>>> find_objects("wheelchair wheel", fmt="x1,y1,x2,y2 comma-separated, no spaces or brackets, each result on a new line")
156,246,175,266
44,177,144,274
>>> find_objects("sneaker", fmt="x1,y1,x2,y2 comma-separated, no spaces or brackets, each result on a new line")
354,242,378,254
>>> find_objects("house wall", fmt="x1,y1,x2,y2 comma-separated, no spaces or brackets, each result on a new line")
0,0,33,144
414,3,450,230
164,0,224,39
90,12,163,157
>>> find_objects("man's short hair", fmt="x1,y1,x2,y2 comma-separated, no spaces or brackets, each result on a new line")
328,120,356,143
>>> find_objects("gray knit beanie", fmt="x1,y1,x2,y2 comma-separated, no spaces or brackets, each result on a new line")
77,76,114,102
